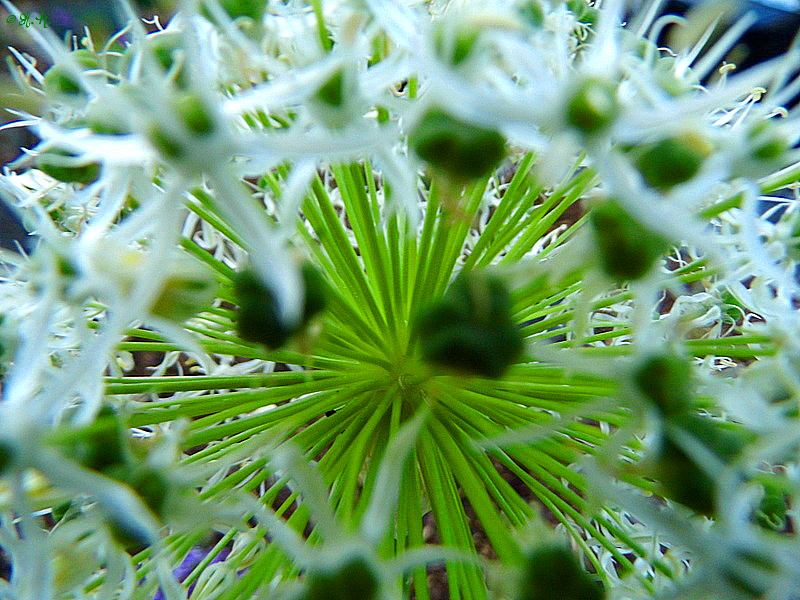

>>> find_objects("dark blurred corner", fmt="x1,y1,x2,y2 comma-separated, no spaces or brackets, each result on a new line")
0,0,177,253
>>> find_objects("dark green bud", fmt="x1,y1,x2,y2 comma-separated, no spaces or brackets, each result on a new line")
519,1,545,27
565,78,619,135
201,0,266,22
151,259,219,323
147,125,184,160
37,149,100,184
315,69,345,107
304,554,379,600
299,262,328,322
654,414,755,516
125,466,171,518
752,475,790,532
234,263,327,350
410,108,506,181
42,50,99,97
567,0,598,25
43,66,82,96
722,549,778,598
151,33,181,71
633,354,692,416
518,544,605,600
434,23,480,66
55,405,129,474
415,271,523,378
632,132,713,191
0,442,14,476
590,199,670,281
174,93,215,136
143,32,189,87
748,120,788,161
88,113,129,135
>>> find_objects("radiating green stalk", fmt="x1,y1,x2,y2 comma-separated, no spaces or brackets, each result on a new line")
463,153,536,270
409,181,442,318
305,175,391,342
417,434,485,600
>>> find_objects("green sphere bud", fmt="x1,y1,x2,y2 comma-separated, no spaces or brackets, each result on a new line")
234,263,327,350
57,405,129,474
415,271,523,378
518,544,605,600
37,150,100,184
315,69,345,107
633,354,692,416
0,442,14,476
202,0,266,22
565,78,619,135
143,32,189,88
151,256,219,322
590,199,670,281
633,132,713,191
722,549,778,598
519,1,545,27
147,125,184,160
304,554,379,600
434,23,480,66
43,66,83,96
748,120,789,161
42,50,100,97
174,93,215,136
410,108,506,181
752,475,789,531
654,414,755,516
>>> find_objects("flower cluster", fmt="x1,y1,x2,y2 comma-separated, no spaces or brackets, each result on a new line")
1,0,800,599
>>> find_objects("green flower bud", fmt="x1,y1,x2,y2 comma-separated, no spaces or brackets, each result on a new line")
633,353,692,416
752,475,790,532
653,56,698,97
748,120,789,161
147,124,184,161
87,110,129,135
565,78,619,135
315,69,345,107
415,271,523,378
632,132,713,191
654,414,755,516
304,554,379,600
410,108,506,182
42,50,99,97
567,0,598,26
590,199,670,281
43,66,83,96
518,544,605,600
0,441,14,476
174,92,216,136
311,68,358,129
218,0,266,21
201,0,266,22
138,32,189,88
519,1,545,27
37,149,100,184
234,262,328,349
433,22,481,66
125,466,171,518
300,262,328,322
150,256,219,322
52,405,129,474
106,514,157,552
